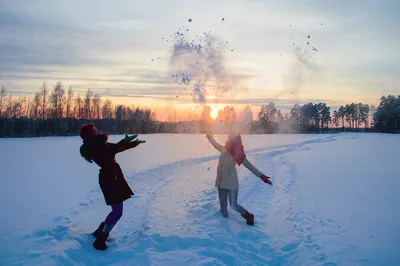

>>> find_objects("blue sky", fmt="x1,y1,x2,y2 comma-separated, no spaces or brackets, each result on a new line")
0,0,399,118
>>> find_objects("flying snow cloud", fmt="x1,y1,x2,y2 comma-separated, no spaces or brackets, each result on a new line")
168,29,238,105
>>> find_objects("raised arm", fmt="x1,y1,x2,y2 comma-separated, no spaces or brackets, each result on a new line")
206,134,224,152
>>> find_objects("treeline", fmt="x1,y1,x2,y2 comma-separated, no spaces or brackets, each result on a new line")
372,95,400,133
199,101,372,134
250,95,399,134
0,83,157,137
0,82,399,137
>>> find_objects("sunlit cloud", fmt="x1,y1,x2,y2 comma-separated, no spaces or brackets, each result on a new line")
0,0,399,115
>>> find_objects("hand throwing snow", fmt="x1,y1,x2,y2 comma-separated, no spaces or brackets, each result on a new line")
260,174,272,185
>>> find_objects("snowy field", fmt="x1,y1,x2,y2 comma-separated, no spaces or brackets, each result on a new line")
0,133,399,266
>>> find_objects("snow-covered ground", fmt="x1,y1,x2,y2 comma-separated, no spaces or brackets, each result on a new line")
0,133,399,266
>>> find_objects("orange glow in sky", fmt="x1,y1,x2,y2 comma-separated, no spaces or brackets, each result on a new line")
210,108,219,120
1,0,397,123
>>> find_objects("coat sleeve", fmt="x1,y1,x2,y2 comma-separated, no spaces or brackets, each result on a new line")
110,139,140,154
242,158,263,178
207,137,224,152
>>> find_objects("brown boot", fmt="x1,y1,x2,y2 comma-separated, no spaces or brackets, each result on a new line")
242,211,254,226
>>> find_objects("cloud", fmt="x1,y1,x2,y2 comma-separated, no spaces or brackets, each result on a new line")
0,74,171,84
0,9,25,27
0,4,152,74
113,93,345,110
346,61,400,79
0,11,89,70
1,0,399,107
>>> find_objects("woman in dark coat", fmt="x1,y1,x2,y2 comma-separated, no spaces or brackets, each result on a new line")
79,124,146,250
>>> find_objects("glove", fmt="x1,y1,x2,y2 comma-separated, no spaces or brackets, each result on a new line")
124,134,138,143
134,139,146,144
260,174,272,185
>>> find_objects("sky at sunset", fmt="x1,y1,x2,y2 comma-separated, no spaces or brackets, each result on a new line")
1,0,399,121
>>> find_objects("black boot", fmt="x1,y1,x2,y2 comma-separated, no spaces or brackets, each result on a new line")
93,231,109,250
242,211,254,226
93,222,105,238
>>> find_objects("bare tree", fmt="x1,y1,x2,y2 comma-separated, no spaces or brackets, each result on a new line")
31,92,42,134
32,92,42,119
13,97,24,118
49,82,66,133
25,96,33,136
66,86,74,119
102,100,113,119
23,96,31,118
56,82,66,119
75,94,83,119
40,82,48,120
0,86,6,119
6,94,13,136
50,82,66,119
84,89,93,120
92,94,102,119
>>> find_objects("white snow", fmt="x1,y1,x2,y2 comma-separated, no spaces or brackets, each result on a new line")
0,133,399,265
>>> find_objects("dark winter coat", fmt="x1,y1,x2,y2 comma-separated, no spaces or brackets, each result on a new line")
80,135,139,205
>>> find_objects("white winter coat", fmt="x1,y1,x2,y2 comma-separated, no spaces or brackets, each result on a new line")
208,137,263,189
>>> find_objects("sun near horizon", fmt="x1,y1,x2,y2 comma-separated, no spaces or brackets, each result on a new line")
210,108,219,120
0,0,398,124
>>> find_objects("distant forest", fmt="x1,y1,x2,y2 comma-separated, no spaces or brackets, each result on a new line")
0,82,399,137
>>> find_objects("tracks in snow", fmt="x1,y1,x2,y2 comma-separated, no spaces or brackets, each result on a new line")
4,135,347,266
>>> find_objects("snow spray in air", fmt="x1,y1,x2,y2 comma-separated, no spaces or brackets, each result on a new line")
279,29,326,98
168,30,234,105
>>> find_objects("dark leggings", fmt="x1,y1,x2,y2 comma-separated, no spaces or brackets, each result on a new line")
103,203,123,233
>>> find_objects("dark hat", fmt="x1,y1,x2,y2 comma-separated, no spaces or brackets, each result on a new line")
80,124,96,139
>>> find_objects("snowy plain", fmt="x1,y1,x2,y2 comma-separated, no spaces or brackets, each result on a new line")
0,133,399,266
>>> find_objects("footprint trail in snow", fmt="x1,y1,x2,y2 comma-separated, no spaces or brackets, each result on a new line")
2,135,385,266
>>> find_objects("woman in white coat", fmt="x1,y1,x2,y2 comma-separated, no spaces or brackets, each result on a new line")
206,133,272,225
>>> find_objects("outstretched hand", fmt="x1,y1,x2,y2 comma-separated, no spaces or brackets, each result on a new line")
205,133,213,140
124,134,138,143
134,139,146,144
260,174,272,185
